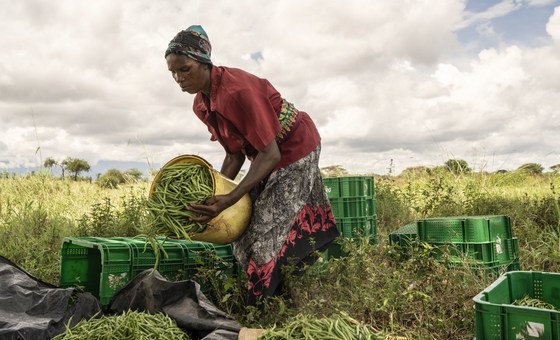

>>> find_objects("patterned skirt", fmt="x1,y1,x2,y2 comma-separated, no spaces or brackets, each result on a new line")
233,145,340,305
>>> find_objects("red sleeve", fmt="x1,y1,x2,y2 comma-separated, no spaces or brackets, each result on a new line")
224,87,281,151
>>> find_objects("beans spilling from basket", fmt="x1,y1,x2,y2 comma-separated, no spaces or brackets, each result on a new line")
53,310,189,339
147,163,213,238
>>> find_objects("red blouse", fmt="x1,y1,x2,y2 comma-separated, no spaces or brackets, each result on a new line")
192,66,320,170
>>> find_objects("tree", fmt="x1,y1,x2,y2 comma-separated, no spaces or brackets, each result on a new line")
444,159,471,174
43,157,57,175
97,169,126,188
551,164,560,174
63,157,91,180
43,157,57,168
400,166,430,176
517,163,544,175
123,168,144,182
320,165,349,178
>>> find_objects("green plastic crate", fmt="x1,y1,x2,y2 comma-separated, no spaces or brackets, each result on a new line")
157,238,235,276
110,237,186,281
336,215,376,238
329,197,376,218
417,215,512,243
60,237,236,307
322,177,341,199
339,176,374,197
389,223,418,247
322,176,375,199
474,271,560,339
60,237,134,307
432,237,519,265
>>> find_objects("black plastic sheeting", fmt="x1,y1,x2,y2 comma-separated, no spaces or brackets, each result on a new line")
109,269,241,340
0,256,241,340
0,255,101,340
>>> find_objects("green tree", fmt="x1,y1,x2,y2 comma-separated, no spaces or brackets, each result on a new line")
124,168,144,182
63,157,91,180
551,164,560,174
517,163,544,175
43,157,57,175
400,166,430,176
444,159,471,174
320,165,349,178
97,169,126,188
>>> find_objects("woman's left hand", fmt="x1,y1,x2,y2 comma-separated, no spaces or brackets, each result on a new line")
188,194,236,223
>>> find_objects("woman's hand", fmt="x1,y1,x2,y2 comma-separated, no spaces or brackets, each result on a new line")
187,194,236,223
188,140,280,223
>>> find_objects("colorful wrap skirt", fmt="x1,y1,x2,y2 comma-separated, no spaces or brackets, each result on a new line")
233,145,340,305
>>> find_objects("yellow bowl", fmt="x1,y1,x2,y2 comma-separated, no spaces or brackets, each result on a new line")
149,154,252,244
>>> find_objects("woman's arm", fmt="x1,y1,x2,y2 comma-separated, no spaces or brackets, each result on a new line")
189,139,281,221
228,139,280,202
220,152,245,180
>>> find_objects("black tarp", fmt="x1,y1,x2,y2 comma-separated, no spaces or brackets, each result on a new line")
0,255,241,340
108,269,241,340
0,255,101,340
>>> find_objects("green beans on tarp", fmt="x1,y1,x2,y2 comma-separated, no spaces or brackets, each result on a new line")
53,310,189,339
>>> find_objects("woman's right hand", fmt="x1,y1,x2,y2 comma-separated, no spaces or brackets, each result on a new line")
187,193,238,222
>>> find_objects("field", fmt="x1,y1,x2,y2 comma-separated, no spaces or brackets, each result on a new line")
1,169,559,339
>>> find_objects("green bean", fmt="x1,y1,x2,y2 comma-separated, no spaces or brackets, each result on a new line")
138,163,215,271
259,313,382,340
513,295,558,310
146,163,213,237
53,310,189,339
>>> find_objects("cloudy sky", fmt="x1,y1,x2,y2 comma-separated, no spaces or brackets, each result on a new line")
1,0,559,175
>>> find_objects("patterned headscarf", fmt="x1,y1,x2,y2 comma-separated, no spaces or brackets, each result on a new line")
165,25,212,65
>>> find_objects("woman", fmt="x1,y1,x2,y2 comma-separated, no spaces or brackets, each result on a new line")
165,25,339,306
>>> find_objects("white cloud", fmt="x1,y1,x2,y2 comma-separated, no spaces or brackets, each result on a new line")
0,0,559,175
547,6,560,43
525,0,558,7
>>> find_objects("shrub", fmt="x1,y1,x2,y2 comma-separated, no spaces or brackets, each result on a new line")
97,169,126,189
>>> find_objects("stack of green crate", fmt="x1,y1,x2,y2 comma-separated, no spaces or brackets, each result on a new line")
389,216,520,275
474,271,560,339
323,176,376,258
59,236,235,308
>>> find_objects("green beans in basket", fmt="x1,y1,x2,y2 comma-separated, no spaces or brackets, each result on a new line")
147,163,213,239
53,310,189,339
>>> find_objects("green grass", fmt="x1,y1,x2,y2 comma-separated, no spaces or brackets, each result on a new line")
0,173,149,283
1,170,559,339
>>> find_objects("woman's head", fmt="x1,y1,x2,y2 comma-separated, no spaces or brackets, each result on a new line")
165,25,212,65
165,25,212,95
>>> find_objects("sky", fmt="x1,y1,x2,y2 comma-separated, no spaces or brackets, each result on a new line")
1,0,559,176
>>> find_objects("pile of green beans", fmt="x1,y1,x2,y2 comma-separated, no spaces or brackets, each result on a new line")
53,310,189,340
147,163,213,238
259,313,382,340
513,295,558,310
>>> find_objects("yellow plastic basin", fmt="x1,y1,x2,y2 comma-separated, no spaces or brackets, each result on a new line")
149,154,252,244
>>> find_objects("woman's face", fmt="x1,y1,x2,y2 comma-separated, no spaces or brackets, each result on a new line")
166,54,210,95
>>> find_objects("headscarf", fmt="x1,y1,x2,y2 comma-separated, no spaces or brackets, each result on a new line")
165,25,212,65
